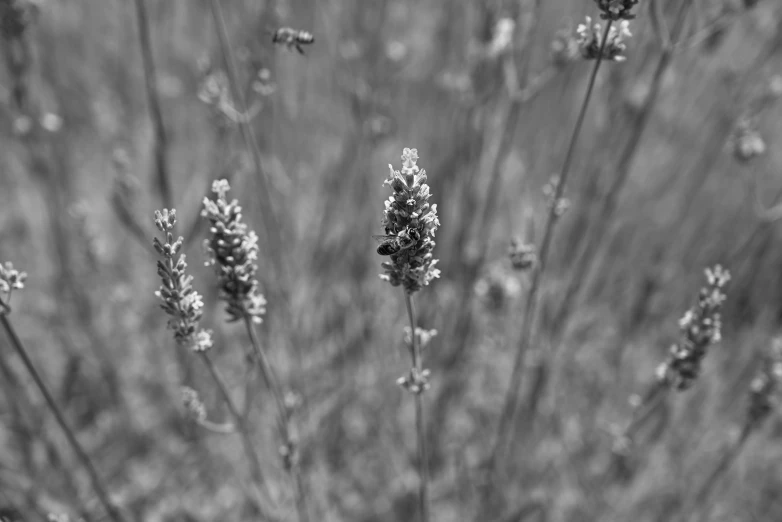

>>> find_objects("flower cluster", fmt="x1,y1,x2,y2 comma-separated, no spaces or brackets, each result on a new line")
475,265,522,312
0,0,37,112
543,175,570,218
594,0,639,21
0,261,26,295
48,514,85,522
0,0,39,40
181,386,207,423
0,261,26,314
197,67,232,111
747,338,782,428
397,367,431,395
731,119,766,164
486,17,515,58
278,439,299,471
404,327,438,353
378,148,440,294
577,17,632,62
153,209,213,352
197,58,268,126
201,180,267,324
550,28,580,67
657,265,731,391
508,237,537,271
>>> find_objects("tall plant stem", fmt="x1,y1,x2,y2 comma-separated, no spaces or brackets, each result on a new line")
244,317,310,522
0,313,128,522
404,291,430,522
487,20,614,475
208,0,286,288
132,0,173,210
198,352,272,505
548,0,692,360
619,380,667,442
683,421,754,522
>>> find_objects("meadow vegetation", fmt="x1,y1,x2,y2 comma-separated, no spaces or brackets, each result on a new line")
0,0,781,521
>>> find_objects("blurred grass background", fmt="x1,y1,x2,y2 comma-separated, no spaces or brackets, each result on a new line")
1,0,782,520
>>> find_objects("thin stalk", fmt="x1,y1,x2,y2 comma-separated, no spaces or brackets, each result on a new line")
426,1,551,467
487,20,614,473
0,313,128,522
549,0,692,354
620,380,667,442
132,0,173,210
208,0,285,287
684,421,754,522
243,317,310,522
197,351,272,504
404,291,430,522
208,0,303,398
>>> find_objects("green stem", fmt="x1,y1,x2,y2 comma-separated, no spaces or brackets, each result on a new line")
208,0,286,289
243,317,310,522
488,19,614,476
685,422,754,522
548,0,692,361
404,291,430,522
198,352,272,504
0,313,128,522
132,0,172,211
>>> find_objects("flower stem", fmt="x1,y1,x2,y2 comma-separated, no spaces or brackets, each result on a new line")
620,381,667,442
243,317,310,522
546,0,693,367
0,313,128,522
198,352,272,505
131,0,172,211
488,19,614,476
208,0,286,288
404,290,430,522
682,421,754,522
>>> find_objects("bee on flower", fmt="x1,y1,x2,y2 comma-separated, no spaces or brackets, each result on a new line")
377,148,441,294
201,180,267,324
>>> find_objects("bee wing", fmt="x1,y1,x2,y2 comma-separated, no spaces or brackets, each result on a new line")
372,234,394,243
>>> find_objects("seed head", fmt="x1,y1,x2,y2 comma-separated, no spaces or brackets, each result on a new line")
378,148,441,294
577,17,632,62
656,265,730,390
153,209,213,352
201,180,267,324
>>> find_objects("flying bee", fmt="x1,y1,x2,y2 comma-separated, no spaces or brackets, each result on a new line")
272,27,315,55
